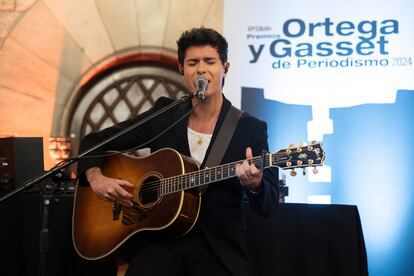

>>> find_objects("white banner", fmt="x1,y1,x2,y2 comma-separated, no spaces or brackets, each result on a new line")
224,0,414,139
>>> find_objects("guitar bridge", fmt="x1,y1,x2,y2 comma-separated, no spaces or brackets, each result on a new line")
112,202,121,221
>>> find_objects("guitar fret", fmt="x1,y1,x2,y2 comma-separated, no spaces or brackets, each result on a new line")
228,164,233,176
184,175,189,190
193,173,196,187
211,167,216,182
176,177,180,192
199,171,203,186
216,167,221,180
223,165,228,178
198,170,203,186
190,173,195,188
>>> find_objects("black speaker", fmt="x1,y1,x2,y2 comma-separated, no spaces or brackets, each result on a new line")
0,137,44,193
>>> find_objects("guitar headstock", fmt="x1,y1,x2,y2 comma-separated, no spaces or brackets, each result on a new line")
271,142,325,175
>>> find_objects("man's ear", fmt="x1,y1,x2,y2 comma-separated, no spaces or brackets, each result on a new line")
178,64,184,75
223,62,230,74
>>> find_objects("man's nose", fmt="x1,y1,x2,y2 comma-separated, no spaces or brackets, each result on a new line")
197,61,207,74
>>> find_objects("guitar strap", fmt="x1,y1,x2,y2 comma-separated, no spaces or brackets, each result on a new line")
198,105,243,195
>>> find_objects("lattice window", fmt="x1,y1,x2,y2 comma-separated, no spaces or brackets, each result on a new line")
69,65,187,152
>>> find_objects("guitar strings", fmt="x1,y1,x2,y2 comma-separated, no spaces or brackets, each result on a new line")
133,145,322,204
135,152,285,199
136,155,266,198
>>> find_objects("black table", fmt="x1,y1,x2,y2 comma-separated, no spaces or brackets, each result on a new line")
246,203,368,276
0,193,367,276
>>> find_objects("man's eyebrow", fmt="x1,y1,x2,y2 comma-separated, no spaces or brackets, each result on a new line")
185,56,218,63
185,57,200,62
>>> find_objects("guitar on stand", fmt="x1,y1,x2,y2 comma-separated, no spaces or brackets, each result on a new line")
73,142,325,260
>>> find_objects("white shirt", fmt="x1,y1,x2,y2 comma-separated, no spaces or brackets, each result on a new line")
187,127,212,165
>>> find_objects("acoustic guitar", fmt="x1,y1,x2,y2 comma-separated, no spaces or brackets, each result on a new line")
72,143,325,260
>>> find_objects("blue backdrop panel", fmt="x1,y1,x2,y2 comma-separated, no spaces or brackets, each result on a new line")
241,88,414,275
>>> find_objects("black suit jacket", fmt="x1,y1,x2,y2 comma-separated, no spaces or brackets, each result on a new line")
77,95,279,276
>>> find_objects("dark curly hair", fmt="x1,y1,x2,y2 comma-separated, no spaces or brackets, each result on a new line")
176,27,228,65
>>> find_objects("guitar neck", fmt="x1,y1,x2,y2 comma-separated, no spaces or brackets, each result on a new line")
159,142,324,195
160,154,272,195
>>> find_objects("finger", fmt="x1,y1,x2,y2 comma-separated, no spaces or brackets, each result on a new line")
114,184,133,199
118,181,134,195
118,179,134,187
245,147,260,177
105,186,116,198
103,193,114,202
242,160,250,172
235,163,242,178
118,180,135,191
250,167,260,178
246,147,253,160
236,164,249,182
242,160,253,178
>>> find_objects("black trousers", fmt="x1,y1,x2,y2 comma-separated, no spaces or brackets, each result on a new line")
125,229,232,276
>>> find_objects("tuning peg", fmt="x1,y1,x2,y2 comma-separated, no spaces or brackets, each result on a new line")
290,169,297,177
312,167,319,174
302,168,306,176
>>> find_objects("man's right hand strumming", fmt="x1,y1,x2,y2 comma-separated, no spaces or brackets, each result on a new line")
85,167,134,207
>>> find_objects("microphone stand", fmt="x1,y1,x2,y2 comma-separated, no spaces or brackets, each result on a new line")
0,93,194,276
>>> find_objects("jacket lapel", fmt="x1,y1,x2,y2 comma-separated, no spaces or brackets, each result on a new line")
173,99,192,157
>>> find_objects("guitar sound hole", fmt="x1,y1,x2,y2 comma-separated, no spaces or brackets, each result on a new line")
139,176,160,206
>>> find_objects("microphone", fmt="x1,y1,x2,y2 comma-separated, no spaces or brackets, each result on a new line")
193,75,208,100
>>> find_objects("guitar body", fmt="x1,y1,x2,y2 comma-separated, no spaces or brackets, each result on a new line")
72,148,201,260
